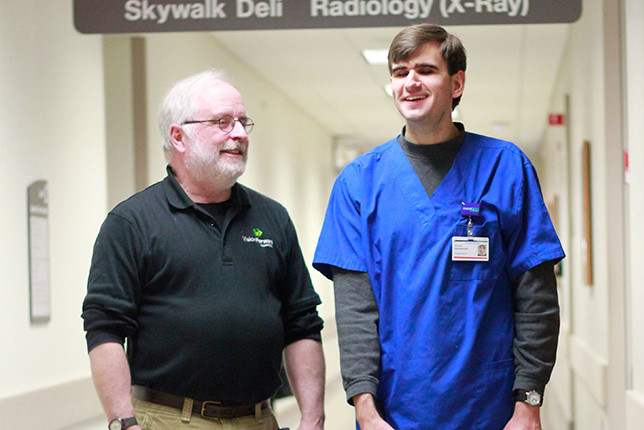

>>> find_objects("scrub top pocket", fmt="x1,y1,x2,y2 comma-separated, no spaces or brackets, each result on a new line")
449,221,505,280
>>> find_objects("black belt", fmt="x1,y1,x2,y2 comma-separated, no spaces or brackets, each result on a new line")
132,385,269,419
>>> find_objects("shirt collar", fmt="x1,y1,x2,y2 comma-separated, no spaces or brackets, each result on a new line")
400,122,466,146
399,122,466,156
162,165,251,211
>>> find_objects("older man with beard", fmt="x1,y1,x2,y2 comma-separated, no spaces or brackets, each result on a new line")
82,70,325,430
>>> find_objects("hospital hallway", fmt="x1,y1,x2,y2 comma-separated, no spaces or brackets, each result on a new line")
1,0,644,429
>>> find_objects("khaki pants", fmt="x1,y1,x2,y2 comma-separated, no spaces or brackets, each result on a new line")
134,398,280,430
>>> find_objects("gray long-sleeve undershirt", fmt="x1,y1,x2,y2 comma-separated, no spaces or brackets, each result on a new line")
333,127,560,404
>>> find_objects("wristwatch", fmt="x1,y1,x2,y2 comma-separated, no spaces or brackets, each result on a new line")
108,417,138,430
514,390,543,406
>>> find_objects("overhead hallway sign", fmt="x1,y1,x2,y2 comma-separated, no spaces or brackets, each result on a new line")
74,0,582,34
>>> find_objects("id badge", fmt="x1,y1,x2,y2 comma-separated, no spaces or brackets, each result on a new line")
452,236,489,261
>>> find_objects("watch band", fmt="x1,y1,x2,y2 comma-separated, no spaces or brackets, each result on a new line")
108,417,138,430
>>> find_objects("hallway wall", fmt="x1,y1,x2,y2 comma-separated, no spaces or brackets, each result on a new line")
540,0,644,428
539,2,607,425
624,0,644,424
0,0,107,393
540,0,613,426
0,0,108,428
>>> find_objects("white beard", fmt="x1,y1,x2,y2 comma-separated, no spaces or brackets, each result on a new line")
185,137,247,185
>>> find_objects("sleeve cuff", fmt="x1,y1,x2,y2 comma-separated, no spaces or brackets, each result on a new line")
513,374,547,395
86,330,125,353
344,378,378,405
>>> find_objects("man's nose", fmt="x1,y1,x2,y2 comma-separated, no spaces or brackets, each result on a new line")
229,120,248,139
405,70,422,87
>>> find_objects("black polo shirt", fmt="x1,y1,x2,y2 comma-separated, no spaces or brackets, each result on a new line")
82,167,323,404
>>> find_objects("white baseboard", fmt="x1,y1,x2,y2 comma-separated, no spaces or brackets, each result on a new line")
626,390,644,430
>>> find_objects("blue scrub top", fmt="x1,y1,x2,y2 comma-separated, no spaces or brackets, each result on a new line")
314,132,564,430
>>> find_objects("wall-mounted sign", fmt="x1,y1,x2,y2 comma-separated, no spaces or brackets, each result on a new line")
624,149,629,184
74,0,582,34
28,180,51,324
548,113,565,126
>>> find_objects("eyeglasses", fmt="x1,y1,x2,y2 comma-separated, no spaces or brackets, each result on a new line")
182,115,254,134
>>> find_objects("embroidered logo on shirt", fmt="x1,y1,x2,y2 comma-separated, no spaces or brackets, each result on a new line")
243,228,274,248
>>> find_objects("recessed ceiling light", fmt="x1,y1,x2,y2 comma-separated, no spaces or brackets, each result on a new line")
362,49,389,65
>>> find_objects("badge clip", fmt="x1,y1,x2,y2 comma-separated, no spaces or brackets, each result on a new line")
461,203,480,237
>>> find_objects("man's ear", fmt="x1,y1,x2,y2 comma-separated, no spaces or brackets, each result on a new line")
169,124,187,154
451,70,465,99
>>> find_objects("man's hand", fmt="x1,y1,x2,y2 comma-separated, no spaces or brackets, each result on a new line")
503,401,542,430
353,393,394,430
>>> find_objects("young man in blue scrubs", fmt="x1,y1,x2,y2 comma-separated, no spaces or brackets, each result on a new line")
313,24,564,430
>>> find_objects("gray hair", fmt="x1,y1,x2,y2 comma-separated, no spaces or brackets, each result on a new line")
158,69,231,161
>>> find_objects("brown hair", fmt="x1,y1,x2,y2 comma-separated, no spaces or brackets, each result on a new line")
388,24,467,109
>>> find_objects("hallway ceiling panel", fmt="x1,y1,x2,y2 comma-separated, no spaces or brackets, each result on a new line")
213,24,569,158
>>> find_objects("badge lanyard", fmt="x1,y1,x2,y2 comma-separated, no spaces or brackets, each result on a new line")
460,203,480,237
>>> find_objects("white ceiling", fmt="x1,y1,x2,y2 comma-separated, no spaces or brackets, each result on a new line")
212,24,570,159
